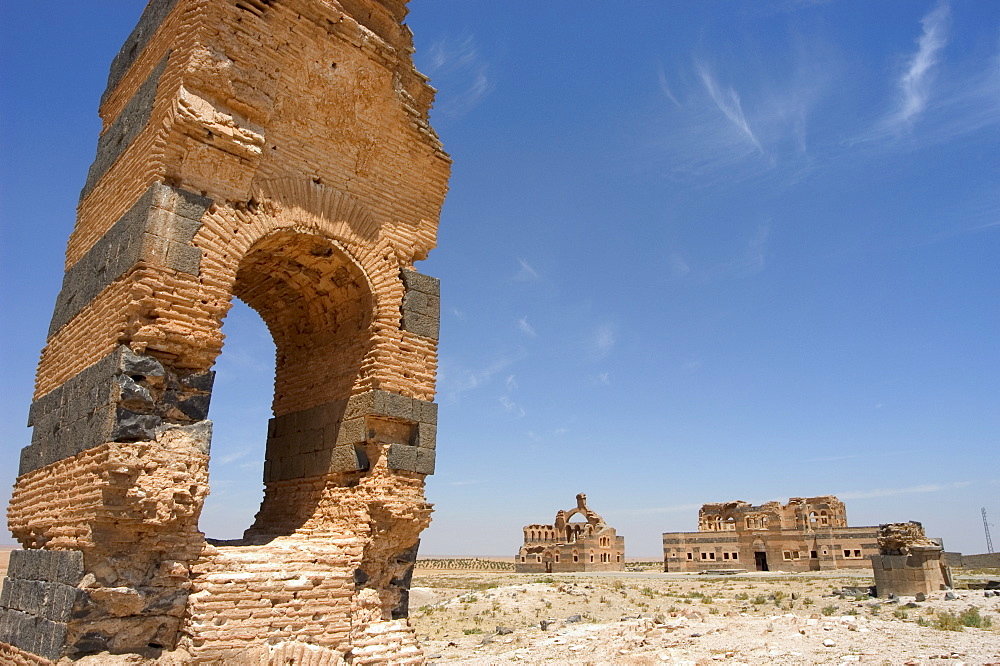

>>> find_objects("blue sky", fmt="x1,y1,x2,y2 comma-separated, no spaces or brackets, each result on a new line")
1,2,997,557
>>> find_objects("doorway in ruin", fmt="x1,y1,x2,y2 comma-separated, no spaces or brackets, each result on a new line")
754,551,769,572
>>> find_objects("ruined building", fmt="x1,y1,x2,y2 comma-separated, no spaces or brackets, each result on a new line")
516,494,625,573
871,522,953,598
1,0,449,663
662,496,879,573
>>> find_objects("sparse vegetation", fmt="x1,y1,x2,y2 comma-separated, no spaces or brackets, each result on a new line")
960,606,992,629
417,558,515,571
932,607,995,630
404,562,994,662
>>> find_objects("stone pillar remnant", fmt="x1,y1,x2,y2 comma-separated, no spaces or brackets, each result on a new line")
871,522,953,598
1,0,449,662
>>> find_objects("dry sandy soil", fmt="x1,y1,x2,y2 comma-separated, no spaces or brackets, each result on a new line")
2,551,998,664
409,566,1000,665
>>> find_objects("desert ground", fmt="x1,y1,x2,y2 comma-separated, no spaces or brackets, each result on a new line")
3,550,999,663
409,561,1000,665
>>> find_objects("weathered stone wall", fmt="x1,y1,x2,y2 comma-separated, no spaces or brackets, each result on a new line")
516,494,625,573
871,523,952,598
4,0,448,661
663,497,878,573
943,552,1000,569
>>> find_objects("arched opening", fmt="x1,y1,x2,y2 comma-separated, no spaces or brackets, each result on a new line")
198,228,375,539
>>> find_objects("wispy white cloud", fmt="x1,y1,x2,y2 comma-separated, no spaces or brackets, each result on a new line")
888,1,951,129
855,2,999,149
499,375,524,416
696,62,763,152
449,479,483,487
215,449,250,465
657,63,681,107
439,352,523,399
451,307,467,321
597,372,610,385
921,49,1000,142
517,316,537,337
838,481,970,500
648,50,834,184
514,258,540,281
499,395,525,417
423,35,494,117
587,324,616,360
739,220,770,276
667,252,690,279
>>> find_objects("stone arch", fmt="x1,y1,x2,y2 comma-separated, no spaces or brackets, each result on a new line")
5,0,449,660
210,227,376,537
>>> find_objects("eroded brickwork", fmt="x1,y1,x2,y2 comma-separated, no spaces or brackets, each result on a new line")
3,0,448,661
515,494,625,573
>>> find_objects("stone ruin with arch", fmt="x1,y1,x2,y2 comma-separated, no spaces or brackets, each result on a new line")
0,0,448,662
515,493,625,574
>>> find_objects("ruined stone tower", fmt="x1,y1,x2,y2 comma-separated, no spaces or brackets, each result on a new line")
1,0,449,662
